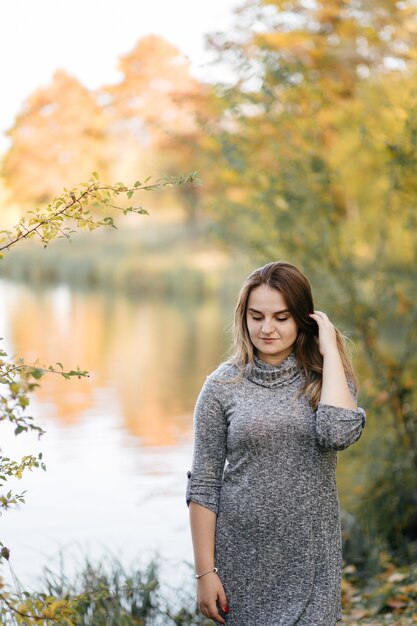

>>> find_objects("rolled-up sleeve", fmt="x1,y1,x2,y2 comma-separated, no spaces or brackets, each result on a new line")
186,377,227,515
315,402,366,450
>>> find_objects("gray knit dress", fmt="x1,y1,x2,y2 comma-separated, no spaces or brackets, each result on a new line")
186,353,366,626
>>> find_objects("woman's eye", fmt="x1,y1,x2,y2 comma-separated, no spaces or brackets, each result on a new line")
252,316,262,321
276,317,288,322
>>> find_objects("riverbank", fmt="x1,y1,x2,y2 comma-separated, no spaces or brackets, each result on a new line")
0,221,253,300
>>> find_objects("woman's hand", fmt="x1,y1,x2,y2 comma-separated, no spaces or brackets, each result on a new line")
310,310,356,409
197,572,229,624
308,310,338,357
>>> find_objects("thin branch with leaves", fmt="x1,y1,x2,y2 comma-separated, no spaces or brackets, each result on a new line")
0,170,200,624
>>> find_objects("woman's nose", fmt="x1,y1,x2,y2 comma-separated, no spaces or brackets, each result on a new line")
261,319,274,334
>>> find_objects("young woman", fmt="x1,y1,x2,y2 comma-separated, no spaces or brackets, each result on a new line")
186,262,366,626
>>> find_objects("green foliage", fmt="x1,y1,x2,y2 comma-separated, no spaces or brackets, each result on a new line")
0,172,200,257
358,448,417,563
0,346,89,521
205,0,417,562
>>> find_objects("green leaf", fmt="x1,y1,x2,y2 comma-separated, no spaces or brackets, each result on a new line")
103,216,117,229
67,369,89,378
18,396,29,408
30,368,44,380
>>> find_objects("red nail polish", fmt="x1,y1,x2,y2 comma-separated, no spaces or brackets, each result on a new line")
224,605,229,613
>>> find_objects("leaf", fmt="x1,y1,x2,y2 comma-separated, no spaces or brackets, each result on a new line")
30,368,44,380
350,608,369,619
1,546,10,560
387,572,408,583
18,396,29,408
386,596,408,609
103,216,117,229
67,369,89,378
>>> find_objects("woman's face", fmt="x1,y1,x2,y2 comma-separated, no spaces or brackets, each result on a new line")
246,284,298,365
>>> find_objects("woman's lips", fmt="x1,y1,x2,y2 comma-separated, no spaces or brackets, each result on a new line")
260,338,277,342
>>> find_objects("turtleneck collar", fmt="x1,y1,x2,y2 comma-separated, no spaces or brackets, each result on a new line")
245,352,300,388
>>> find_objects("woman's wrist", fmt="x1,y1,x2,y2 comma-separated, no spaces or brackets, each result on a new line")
321,345,340,360
196,567,218,580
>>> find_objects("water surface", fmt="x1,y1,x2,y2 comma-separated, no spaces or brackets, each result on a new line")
0,279,231,589
0,278,368,592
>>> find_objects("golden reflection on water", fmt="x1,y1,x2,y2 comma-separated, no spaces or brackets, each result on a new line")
7,283,230,445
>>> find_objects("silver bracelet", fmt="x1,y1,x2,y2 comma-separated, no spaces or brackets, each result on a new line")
195,567,218,580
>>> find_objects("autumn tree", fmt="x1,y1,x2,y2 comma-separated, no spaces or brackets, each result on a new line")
205,0,417,559
3,71,109,207
3,36,210,227
101,35,210,227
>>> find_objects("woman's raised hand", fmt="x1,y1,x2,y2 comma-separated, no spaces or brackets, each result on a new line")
197,572,229,624
308,311,338,357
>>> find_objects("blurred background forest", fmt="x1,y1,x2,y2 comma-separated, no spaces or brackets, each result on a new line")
1,0,417,623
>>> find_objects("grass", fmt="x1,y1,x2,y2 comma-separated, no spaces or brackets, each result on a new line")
1,557,212,626
1,556,416,625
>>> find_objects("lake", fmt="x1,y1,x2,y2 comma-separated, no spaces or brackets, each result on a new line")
0,278,232,593
0,277,367,594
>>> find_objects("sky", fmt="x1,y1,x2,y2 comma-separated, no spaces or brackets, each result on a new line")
0,0,241,153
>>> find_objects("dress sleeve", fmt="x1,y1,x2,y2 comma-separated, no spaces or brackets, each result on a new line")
186,376,227,515
314,379,366,451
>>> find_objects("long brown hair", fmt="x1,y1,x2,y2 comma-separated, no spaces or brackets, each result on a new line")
229,262,357,408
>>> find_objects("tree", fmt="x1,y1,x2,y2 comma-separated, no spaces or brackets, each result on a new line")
104,35,200,142
101,35,209,227
205,0,417,559
2,36,210,228
3,71,109,207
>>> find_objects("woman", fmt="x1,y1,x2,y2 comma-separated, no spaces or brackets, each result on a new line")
186,262,366,626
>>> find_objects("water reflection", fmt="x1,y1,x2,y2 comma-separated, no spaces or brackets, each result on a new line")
0,278,234,586
4,280,231,444
0,278,370,589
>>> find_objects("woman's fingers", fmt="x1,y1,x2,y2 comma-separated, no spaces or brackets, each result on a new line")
218,587,229,614
308,311,337,355
309,310,329,322
213,607,226,624
309,311,333,328
199,601,225,624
